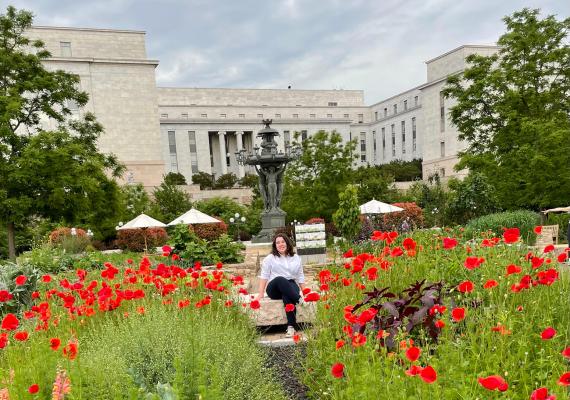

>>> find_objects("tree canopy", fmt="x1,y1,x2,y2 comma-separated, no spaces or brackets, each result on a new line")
0,6,123,258
443,8,570,210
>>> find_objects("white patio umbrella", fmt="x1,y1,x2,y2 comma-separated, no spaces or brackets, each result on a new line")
168,208,220,226
359,199,404,214
117,213,167,252
543,206,570,214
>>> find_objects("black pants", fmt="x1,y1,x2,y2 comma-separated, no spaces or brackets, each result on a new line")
266,277,301,326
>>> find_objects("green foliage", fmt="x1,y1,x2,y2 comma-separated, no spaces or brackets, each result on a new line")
351,166,397,204
443,8,570,210
0,6,124,258
163,172,187,186
406,174,450,226
0,261,42,316
333,184,361,240
214,172,238,189
150,181,192,223
446,172,500,224
465,210,540,244
192,171,215,190
282,130,357,222
210,234,245,264
120,183,153,221
376,158,423,182
116,228,169,252
190,220,228,242
238,173,259,189
382,202,424,230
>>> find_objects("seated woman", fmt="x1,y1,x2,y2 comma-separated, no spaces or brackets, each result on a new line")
255,233,306,337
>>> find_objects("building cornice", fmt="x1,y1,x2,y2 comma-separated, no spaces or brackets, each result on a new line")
158,103,368,109
160,118,354,125
31,25,146,35
43,57,159,66
424,44,499,64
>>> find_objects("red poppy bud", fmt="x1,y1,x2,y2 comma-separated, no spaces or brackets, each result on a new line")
541,327,556,340
28,384,39,394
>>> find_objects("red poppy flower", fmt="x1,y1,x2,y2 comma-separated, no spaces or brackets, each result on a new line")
14,331,29,341
557,371,570,386
442,237,458,249
28,384,39,394
543,244,555,253
541,327,556,340
161,245,172,254
405,346,421,362
50,337,61,351
451,307,466,322
457,281,474,293
249,300,260,310
478,375,508,391
285,304,295,312
419,365,437,383
293,334,300,343
0,290,13,302
336,339,345,350
491,324,511,335
15,275,27,286
531,257,545,269
41,274,52,283
343,248,353,258
351,333,367,347
304,292,320,302
403,238,416,251
302,288,311,295
0,333,8,349
63,341,78,360
390,247,404,257
557,253,567,263
530,387,556,400
483,278,499,288
331,362,345,378
1,313,19,331
464,256,485,270
534,226,542,234
505,264,522,275
435,320,445,329
562,347,570,359
503,228,520,244
357,308,377,325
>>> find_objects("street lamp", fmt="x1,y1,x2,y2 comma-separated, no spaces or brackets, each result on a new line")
229,212,246,242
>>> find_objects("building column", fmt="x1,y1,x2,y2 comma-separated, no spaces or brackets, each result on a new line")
218,131,227,175
236,131,245,178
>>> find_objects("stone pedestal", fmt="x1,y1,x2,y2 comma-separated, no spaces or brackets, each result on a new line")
252,208,286,243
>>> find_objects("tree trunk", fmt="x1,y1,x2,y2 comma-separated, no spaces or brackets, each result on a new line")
7,222,16,260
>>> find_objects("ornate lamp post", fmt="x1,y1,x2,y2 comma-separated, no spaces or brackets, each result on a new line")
229,212,246,242
236,120,301,243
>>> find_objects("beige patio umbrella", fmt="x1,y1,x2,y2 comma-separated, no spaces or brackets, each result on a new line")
543,206,570,214
117,213,167,252
359,199,404,214
168,208,220,226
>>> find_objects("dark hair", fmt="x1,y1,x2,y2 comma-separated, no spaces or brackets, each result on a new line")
271,233,295,257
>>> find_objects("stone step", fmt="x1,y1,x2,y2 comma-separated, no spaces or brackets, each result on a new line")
237,294,316,326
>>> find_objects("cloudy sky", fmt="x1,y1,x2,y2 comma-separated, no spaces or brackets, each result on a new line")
8,0,570,103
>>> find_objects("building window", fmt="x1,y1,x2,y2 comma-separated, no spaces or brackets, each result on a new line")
412,117,417,153
374,111,378,121
161,113,168,119
181,113,188,119
239,114,245,118
310,114,316,118
372,130,377,162
414,96,419,106
360,133,367,162
60,41,72,57
401,121,406,154
328,102,338,106
188,131,198,173
440,92,445,132
440,141,445,157
168,131,178,172
327,114,332,118
384,108,387,117
343,114,349,118
257,114,263,118
381,127,386,157
275,114,281,118
301,130,308,141
220,113,226,118
293,114,299,119
283,130,290,147
200,113,207,118
391,124,396,157
358,114,364,123
404,100,408,111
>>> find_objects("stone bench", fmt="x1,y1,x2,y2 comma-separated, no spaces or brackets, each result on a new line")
237,294,316,326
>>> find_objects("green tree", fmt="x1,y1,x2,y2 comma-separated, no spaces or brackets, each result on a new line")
192,171,215,190
214,173,238,189
352,166,397,204
150,181,192,223
446,172,500,224
407,173,449,227
443,8,570,210
120,183,153,221
163,172,187,185
282,130,357,222
333,184,361,240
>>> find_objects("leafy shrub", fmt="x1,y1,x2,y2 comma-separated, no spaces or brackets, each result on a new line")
465,210,540,244
382,202,424,230
169,225,242,265
192,171,215,190
115,228,168,252
214,172,238,189
211,234,245,264
0,262,42,316
17,245,75,274
325,221,339,238
49,227,91,253
238,173,258,188
190,219,228,242
163,171,187,185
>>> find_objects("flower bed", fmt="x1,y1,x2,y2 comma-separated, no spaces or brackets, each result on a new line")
302,227,570,399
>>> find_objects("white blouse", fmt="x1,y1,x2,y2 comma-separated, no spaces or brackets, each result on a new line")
259,253,305,284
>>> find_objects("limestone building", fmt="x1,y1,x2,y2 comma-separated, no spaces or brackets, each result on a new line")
27,26,498,187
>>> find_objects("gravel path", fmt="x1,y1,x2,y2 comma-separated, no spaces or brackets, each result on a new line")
264,343,309,400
